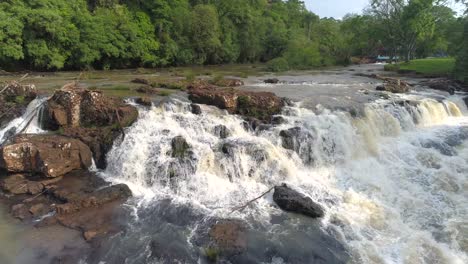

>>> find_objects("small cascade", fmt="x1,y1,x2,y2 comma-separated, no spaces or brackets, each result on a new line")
0,97,47,144
100,94,468,263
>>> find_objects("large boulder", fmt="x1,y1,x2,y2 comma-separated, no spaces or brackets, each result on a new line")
42,85,138,169
273,184,324,218
189,87,284,122
43,85,138,129
0,135,92,178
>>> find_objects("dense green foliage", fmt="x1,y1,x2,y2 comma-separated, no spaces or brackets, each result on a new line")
0,0,465,76
0,0,349,71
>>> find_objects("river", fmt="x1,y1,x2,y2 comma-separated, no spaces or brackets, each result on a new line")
1,64,467,263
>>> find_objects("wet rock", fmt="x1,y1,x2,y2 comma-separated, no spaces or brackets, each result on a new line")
11,204,30,220
131,78,150,85
264,78,280,84
43,85,138,129
135,86,157,94
171,136,190,159
135,96,152,107
209,220,247,255
279,127,315,164
420,79,465,95
271,116,286,125
29,203,49,217
191,104,202,115
188,86,284,122
1,174,45,195
377,78,410,93
214,125,230,139
0,135,92,178
273,184,325,218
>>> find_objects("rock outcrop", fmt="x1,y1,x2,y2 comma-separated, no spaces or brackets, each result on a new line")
42,84,138,169
188,86,284,122
273,184,324,218
0,135,92,178
0,80,37,128
280,127,316,164
376,78,410,93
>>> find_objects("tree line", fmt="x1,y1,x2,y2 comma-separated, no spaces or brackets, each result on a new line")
0,0,466,81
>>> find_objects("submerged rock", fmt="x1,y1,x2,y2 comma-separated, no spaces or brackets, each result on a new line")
214,125,230,139
171,136,191,159
264,78,280,84
0,135,92,178
273,184,324,218
377,78,410,93
208,220,247,255
190,104,202,115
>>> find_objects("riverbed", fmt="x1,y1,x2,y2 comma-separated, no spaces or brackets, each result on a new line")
1,64,467,264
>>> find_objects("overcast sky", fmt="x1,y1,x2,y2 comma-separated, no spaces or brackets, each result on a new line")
304,0,465,19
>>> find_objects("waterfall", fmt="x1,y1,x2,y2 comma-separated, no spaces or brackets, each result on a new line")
0,98,47,144
102,93,468,263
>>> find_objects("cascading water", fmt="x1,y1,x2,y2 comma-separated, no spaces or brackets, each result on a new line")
98,91,468,263
0,97,46,144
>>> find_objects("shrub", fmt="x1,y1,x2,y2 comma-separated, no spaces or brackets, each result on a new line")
266,57,290,72
185,71,196,82
384,64,400,72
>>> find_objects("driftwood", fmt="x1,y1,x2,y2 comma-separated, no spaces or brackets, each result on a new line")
230,186,275,214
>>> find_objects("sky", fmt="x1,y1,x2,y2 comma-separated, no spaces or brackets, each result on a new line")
304,0,465,19
304,0,370,19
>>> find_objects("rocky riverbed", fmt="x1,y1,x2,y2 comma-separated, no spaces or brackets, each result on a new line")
1,64,467,264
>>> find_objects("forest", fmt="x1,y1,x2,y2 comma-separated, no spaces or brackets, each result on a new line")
0,0,467,81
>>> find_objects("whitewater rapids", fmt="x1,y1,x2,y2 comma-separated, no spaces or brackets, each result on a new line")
97,90,468,264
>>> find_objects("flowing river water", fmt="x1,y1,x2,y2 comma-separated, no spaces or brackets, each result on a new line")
1,64,467,263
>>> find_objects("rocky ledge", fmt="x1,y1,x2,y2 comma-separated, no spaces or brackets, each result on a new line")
0,80,37,128
42,83,139,168
188,85,285,122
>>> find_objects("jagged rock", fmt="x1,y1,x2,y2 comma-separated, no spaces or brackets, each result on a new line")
188,86,284,122
279,127,315,164
43,85,138,129
264,78,280,84
0,135,92,178
209,220,247,254
42,85,138,169
191,104,202,115
136,97,152,106
171,136,190,158
214,125,230,139
273,184,324,218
